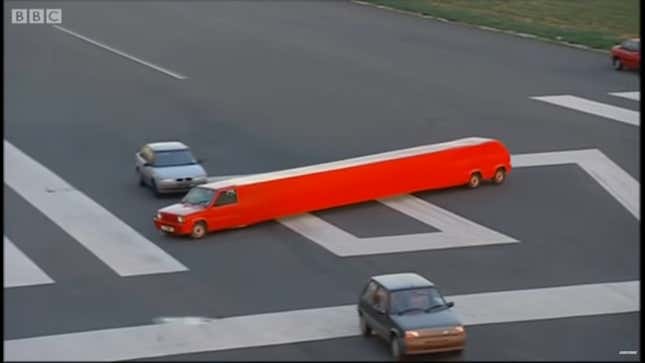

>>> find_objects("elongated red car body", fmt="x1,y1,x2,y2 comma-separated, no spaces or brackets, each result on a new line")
153,137,511,238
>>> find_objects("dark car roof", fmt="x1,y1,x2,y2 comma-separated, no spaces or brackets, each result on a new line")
372,273,434,291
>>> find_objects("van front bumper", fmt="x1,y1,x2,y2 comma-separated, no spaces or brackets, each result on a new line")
153,218,193,235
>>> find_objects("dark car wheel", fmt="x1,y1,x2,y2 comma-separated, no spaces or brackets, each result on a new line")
191,222,207,239
467,172,481,189
138,174,145,187
391,335,404,360
492,167,506,185
359,315,372,336
613,57,623,70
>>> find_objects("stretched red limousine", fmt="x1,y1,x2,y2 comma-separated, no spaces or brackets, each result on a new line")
154,137,511,239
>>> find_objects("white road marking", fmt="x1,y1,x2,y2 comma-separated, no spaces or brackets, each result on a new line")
512,149,639,220
609,92,640,101
52,25,187,80
5,280,638,361
4,236,54,288
3,141,188,276
279,195,518,257
531,95,639,126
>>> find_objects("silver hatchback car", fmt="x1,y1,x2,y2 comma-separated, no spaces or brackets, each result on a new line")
136,142,208,196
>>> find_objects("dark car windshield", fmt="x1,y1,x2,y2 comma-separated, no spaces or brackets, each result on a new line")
390,287,448,315
154,149,197,167
182,187,215,206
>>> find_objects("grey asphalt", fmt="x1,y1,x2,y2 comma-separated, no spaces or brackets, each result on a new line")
3,0,640,360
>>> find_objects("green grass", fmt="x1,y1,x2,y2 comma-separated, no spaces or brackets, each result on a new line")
363,0,640,50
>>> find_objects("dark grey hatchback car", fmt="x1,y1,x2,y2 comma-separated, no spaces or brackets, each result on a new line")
357,273,466,360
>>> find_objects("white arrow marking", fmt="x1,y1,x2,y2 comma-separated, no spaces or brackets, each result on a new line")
279,195,518,256
4,280,638,361
512,149,639,220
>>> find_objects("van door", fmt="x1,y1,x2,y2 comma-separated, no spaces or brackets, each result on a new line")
208,188,240,230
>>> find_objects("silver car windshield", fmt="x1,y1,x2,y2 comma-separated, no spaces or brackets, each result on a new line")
154,149,197,167
182,188,214,206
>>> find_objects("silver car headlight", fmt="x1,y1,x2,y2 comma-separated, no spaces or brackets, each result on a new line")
161,178,175,183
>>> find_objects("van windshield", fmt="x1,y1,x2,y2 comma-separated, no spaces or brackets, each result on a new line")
182,187,215,206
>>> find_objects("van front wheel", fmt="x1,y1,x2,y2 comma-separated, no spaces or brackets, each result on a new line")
191,222,207,239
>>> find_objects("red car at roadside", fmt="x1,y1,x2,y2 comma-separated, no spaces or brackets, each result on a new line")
611,38,640,71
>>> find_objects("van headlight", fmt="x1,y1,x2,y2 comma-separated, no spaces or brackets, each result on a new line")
177,216,184,223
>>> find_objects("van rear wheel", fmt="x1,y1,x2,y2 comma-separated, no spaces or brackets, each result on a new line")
467,172,482,188
492,168,506,185
191,222,207,239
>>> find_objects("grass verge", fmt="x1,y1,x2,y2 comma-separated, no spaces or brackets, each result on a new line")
361,0,639,50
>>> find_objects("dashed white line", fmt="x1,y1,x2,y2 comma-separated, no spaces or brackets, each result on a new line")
4,236,54,288
531,95,639,126
3,140,188,277
4,280,638,361
52,25,187,80
609,92,640,101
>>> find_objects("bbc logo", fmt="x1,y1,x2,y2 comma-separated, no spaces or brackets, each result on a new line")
11,9,62,24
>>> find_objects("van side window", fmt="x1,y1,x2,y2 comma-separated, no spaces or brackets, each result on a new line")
214,189,238,206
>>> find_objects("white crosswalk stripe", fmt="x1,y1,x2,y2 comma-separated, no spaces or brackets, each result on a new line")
609,91,640,101
4,280,638,361
3,140,188,277
4,236,54,288
531,94,639,126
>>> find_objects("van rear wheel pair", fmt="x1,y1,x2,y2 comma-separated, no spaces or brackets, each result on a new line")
468,168,506,188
